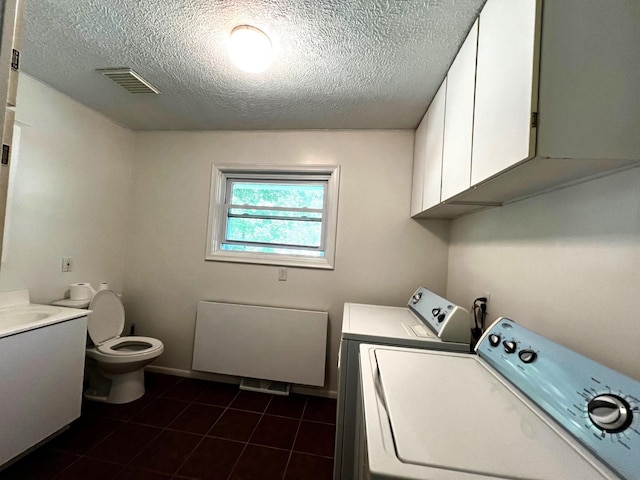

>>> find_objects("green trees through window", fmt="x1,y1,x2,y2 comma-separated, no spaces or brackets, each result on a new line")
223,181,326,256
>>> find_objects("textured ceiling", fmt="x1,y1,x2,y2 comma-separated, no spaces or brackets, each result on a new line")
22,0,486,131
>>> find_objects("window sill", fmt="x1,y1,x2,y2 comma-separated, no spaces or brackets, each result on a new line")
205,250,334,270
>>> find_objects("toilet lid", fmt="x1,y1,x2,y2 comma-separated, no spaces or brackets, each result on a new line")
87,289,125,345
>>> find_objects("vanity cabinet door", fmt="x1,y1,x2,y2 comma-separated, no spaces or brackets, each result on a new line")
0,316,87,465
411,79,447,215
471,0,541,186
441,20,478,201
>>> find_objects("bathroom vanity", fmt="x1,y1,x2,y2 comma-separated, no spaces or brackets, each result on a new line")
0,290,89,468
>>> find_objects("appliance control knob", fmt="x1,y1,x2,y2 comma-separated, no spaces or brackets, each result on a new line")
588,394,633,433
518,349,537,364
432,308,441,316
437,313,446,323
503,340,517,354
412,292,422,304
489,334,501,347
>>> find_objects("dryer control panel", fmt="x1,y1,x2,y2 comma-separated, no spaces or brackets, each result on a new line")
407,287,470,344
477,318,640,480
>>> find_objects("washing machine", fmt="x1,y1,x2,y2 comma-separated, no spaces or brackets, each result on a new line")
334,287,471,480
358,318,640,479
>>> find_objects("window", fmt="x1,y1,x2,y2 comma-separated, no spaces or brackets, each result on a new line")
206,165,340,269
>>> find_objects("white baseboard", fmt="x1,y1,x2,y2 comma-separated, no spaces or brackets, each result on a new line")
145,365,337,399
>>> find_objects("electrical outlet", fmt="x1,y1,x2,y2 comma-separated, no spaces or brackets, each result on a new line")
278,267,287,281
61,257,73,272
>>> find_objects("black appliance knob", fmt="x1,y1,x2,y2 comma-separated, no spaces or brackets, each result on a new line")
518,350,537,364
437,313,446,323
432,308,441,316
412,292,422,304
503,340,517,354
489,334,501,347
588,394,633,433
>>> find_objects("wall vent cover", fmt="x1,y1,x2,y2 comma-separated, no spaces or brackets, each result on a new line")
96,68,160,94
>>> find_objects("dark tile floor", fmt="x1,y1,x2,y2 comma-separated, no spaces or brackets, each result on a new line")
1,373,337,480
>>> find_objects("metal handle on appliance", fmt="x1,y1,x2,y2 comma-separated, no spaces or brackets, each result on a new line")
588,394,632,433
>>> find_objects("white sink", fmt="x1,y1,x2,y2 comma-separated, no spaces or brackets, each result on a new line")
0,306,60,328
0,310,52,325
0,290,89,338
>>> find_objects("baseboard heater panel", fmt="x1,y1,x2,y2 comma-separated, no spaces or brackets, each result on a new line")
192,301,328,387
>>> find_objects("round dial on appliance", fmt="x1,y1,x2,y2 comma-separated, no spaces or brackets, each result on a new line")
437,313,446,323
489,334,501,347
503,340,517,354
518,349,537,364
587,394,633,433
432,308,441,316
412,293,422,304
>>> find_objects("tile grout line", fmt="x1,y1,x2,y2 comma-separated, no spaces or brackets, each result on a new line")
49,393,152,479
170,386,243,480
7,376,335,480
281,397,309,479
48,380,178,480
119,377,192,476
80,376,187,478
49,453,90,480
224,393,275,480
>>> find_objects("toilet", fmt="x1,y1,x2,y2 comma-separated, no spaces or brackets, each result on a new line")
84,289,164,404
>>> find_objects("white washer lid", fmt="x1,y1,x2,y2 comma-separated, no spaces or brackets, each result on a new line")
87,289,125,345
373,348,610,479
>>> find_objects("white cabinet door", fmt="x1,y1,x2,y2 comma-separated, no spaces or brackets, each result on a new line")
471,0,540,186
441,20,478,201
0,317,87,465
411,79,447,215
410,113,428,216
420,79,447,211
0,0,24,267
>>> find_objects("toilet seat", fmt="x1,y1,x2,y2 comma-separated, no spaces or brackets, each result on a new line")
87,289,126,346
97,336,163,356
87,290,163,358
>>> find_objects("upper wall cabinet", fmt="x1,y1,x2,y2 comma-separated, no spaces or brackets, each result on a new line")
413,0,640,219
411,79,446,215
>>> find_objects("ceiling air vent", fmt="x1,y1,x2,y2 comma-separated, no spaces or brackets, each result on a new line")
96,68,160,94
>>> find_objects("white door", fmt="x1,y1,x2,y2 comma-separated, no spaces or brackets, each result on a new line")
441,20,478,201
410,113,427,216
420,79,447,211
471,0,540,186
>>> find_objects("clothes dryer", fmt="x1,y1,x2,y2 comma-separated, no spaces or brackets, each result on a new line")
334,287,471,480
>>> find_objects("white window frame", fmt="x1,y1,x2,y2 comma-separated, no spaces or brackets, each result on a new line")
206,164,340,269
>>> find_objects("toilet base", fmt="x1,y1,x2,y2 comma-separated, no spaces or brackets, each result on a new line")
84,367,146,404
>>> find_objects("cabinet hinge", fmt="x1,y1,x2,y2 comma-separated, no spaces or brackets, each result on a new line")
531,112,538,128
1,144,10,165
11,49,19,70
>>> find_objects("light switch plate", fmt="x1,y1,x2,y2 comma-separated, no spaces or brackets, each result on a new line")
278,267,287,281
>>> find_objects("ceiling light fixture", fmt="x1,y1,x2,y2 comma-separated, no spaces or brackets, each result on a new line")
229,25,272,73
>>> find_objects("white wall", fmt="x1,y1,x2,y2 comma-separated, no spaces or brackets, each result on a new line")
8,74,637,395
124,130,450,394
0,75,134,302
447,167,640,381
